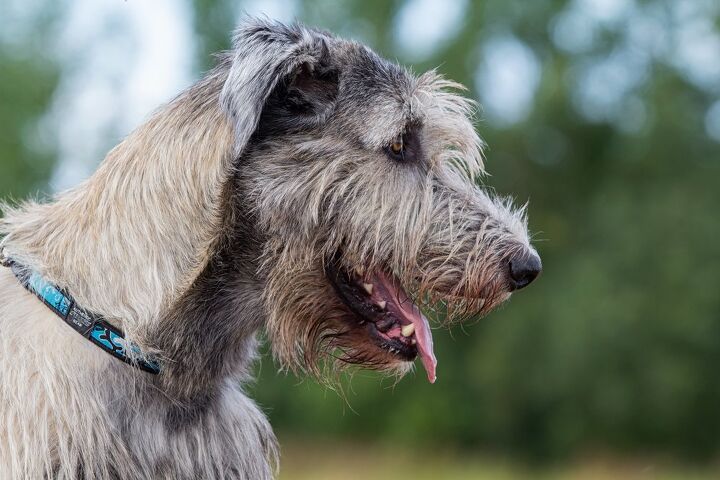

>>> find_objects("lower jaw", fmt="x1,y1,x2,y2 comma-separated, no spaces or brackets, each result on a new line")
369,329,418,361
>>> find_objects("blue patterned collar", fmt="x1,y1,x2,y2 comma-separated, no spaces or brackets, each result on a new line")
1,252,159,374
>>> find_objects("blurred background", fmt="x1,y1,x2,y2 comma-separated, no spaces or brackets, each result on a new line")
1,0,719,478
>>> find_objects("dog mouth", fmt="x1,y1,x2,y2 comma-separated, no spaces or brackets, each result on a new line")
326,262,437,383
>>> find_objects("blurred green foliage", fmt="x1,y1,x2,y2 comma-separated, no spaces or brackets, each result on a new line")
1,0,719,464
0,52,57,199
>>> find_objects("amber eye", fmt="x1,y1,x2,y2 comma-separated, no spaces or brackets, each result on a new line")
385,138,405,161
390,140,403,154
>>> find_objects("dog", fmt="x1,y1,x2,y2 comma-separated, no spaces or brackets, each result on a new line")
0,18,540,479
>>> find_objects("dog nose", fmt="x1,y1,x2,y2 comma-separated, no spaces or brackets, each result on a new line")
508,251,541,290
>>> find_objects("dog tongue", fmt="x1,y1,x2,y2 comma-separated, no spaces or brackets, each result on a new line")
373,272,437,383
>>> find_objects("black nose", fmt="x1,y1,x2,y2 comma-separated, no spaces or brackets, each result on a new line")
508,251,542,290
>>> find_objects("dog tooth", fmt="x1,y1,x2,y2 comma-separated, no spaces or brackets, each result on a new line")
362,283,374,295
376,300,386,310
401,323,415,337
410,338,417,345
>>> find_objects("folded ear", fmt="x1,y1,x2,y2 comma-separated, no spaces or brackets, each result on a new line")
220,19,339,154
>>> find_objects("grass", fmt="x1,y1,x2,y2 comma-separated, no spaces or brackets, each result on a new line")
278,439,718,480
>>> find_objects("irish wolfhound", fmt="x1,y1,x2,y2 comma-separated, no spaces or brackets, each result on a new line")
0,18,540,479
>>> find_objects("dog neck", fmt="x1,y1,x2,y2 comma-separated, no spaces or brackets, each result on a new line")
153,183,269,398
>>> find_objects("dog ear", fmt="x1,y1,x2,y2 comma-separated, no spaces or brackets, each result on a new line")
220,19,338,153
278,55,339,124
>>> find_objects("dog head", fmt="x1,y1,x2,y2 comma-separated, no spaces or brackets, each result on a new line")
221,19,541,382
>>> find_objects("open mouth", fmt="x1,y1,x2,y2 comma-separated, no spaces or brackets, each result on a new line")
326,261,437,383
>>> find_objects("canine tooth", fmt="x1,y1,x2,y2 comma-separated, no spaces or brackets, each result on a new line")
401,323,415,337
362,283,374,295
410,338,417,345
376,300,386,310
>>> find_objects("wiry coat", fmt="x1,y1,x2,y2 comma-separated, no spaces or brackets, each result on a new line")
0,19,535,479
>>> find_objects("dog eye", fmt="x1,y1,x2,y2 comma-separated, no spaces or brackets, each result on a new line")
385,138,405,160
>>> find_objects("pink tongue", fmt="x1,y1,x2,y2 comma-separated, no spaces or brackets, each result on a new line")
373,272,437,383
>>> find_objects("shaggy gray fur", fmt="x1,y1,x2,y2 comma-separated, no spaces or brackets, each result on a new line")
0,18,539,479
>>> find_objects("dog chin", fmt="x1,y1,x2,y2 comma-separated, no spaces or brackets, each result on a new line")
331,330,417,376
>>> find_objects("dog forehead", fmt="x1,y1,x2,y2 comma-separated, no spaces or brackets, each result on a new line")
333,44,421,147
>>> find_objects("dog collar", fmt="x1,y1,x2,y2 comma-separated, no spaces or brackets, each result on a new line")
1,251,160,374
